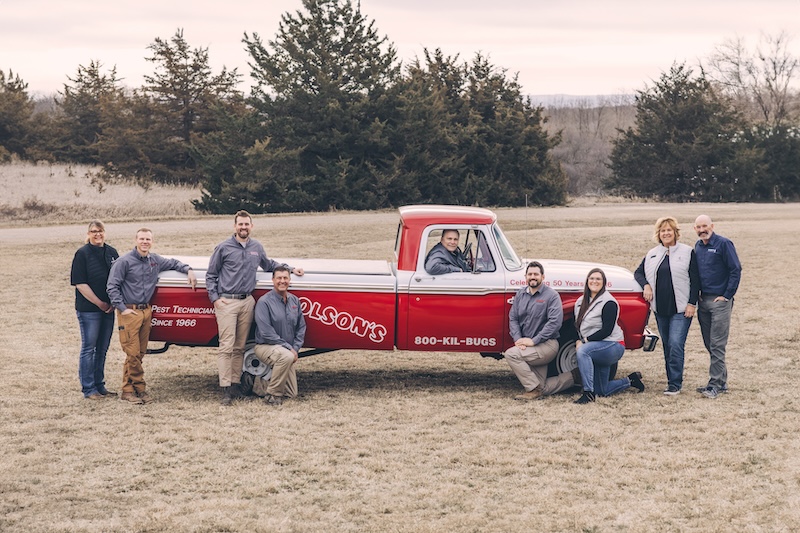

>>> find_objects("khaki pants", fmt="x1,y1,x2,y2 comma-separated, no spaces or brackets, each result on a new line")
504,339,573,395
214,296,255,387
116,308,152,394
253,344,297,398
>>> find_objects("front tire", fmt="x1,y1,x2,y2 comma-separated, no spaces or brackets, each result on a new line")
548,331,578,377
547,322,617,380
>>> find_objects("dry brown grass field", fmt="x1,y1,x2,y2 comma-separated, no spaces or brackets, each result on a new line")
0,162,200,225
1,170,799,531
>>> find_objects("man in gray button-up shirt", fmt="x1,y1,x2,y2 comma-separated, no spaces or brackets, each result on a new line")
107,228,196,404
503,261,578,400
206,210,304,405
253,266,306,406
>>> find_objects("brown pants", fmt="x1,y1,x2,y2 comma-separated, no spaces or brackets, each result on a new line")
253,344,297,398
117,308,152,394
214,296,255,387
504,339,574,395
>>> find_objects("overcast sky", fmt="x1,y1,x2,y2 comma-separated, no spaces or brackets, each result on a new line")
2,0,799,97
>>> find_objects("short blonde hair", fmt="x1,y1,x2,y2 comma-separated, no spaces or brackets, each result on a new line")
84,219,105,244
653,217,680,244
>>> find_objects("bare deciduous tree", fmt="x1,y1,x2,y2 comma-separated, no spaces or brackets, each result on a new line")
705,32,799,127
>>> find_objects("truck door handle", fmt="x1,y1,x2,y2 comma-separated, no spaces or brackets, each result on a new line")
414,276,435,282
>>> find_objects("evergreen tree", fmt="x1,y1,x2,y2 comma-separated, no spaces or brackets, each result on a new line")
742,124,800,200
388,50,467,204
0,70,34,159
607,63,765,201
195,1,565,212
459,54,565,206
120,29,243,184
56,61,127,164
239,0,401,211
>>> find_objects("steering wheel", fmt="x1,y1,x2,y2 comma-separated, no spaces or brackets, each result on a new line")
463,242,474,271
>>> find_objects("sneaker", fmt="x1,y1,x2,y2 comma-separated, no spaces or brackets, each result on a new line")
697,385,728,394
515,386,543,401
264,394,284,406
120,392,144,405
137,392,154,404
663,386,680,396
701,387,719,399
574,391,596,404
628,372,645,393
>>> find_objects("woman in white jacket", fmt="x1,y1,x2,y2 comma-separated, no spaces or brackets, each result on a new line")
634,217,699,396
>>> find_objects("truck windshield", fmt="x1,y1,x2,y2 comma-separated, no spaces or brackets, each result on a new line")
493,223,523,271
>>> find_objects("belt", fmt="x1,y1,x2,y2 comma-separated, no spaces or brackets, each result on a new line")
220,293,249,299
125,303,150,310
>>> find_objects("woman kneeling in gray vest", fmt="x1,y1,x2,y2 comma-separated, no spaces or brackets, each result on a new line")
573,268,645,404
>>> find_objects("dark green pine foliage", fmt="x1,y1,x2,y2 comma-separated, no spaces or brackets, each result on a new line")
56,61,127,164
0,70,34,159
387,49,467,205
739,124,800,201
458,54,566,206
389,49,566,207
607,63,766,201
132,29,242,184
239,0,400,212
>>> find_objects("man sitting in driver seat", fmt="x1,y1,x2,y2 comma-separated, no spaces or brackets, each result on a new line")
424,229,470,275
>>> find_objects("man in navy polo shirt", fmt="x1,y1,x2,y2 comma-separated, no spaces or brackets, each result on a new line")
693,215,742,399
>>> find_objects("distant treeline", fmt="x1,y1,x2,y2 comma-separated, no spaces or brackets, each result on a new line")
1,0,799,210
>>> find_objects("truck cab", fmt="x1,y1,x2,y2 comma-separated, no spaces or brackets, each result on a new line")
392,205,652,372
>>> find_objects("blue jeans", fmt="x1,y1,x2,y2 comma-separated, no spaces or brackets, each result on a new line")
655,312,693,390
576,340,628,396
77,310,115,397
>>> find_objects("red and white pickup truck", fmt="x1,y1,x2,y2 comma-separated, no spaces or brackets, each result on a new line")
150,205,656,374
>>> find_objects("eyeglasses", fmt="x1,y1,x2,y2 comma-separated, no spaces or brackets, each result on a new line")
89,230,105,234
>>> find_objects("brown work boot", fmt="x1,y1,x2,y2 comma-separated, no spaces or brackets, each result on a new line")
514,386,543,401
137,392,153,404
85,393,105,400
264,394,284,406
120,392,144,405
571,367,582,386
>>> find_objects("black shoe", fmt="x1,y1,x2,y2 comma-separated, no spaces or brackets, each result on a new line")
220,386,232,406
628,372,645,393
574,391,596,404
229,383,244,399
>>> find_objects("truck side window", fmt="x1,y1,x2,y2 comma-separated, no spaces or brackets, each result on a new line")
423,229,470,274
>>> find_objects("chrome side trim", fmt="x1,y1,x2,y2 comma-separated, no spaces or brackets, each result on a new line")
256,281,396,293
407,286,507,296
